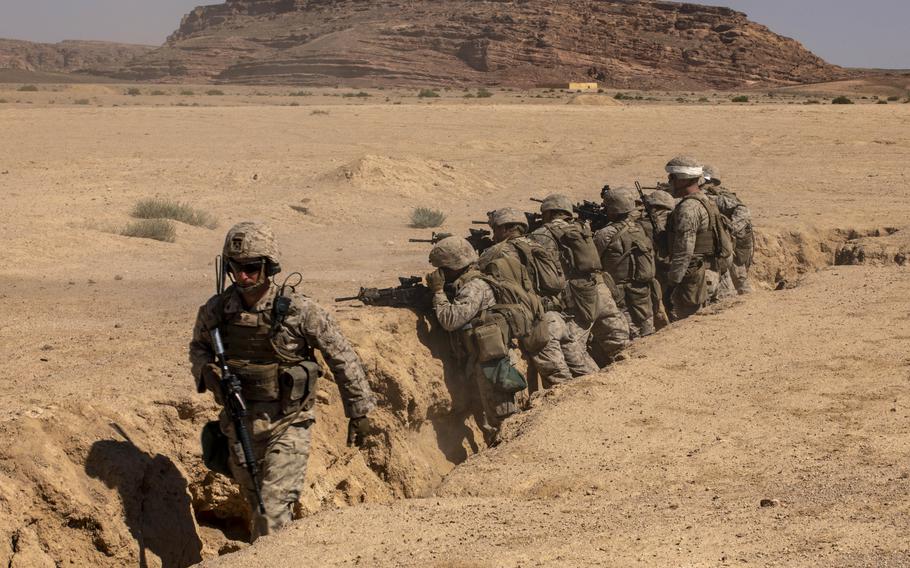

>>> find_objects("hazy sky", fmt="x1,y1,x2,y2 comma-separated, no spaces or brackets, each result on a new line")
0,0,907,69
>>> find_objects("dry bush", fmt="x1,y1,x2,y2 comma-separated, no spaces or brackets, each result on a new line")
731,95,749,103
206,89,225,96
832,96,854,105
120,219,176,242
18,85,38,92
410,207,446,228
131,197,217,229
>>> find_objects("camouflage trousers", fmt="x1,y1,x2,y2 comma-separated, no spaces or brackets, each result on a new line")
468,357,519,445
590,277,631,365
718,263,753,297
222,403,313,542
618,282,655,338
531,311,599,388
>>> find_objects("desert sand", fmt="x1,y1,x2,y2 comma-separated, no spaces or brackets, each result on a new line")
1,84,909,567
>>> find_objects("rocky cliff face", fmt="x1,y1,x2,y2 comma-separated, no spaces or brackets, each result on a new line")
121,0,845,88
0,39,154,75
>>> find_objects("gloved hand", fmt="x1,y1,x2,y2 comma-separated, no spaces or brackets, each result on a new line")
347,415,372,448
200,363,223,403
425,269,445,293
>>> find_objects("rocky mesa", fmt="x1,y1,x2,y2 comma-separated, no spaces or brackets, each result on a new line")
0,39,154,76
112,0,846,89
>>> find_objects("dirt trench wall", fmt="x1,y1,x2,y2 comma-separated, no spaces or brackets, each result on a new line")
0,309,481,566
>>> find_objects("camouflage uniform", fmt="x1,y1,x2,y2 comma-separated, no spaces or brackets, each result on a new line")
429,237,519,442
432,271,519,438
479,235,595,385
703,166,754,295
594,217,656,338
666,193,720,320
190,223,375,540
641,190,677,329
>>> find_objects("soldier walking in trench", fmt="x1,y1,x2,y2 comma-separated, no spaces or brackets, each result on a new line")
189,221,376,541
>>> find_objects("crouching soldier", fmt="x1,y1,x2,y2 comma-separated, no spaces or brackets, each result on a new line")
190,221,376,541
427,236,541,444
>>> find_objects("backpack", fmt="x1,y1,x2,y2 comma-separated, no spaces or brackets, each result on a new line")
541,221,603,276
601,219,656,285
506,238,566,299
692,193,735,274
478,255,549,354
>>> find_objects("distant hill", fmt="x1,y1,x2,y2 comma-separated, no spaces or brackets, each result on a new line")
108,0,848,89
0,39,155,78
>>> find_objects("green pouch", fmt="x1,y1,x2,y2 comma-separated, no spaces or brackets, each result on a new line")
481,357,528,394
201,421,232,478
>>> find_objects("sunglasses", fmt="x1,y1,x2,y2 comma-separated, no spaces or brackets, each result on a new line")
229,259,264,275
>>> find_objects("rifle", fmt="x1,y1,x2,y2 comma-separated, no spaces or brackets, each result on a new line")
211,327,266,514
635,181,660,236
335,276,432,310
639,181,671,192
530,197,610,232
411,228,494,253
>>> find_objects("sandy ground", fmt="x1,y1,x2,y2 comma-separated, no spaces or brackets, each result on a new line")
1,86,909,566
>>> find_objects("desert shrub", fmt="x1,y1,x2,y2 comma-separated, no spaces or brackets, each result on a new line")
698,97,709,102
877,100,888,104
731,95,749,103
180,89,195,96
410,207,446,229
676,97,688,103
463,93,476,98
310,109,329,115
0,99,7,104
131,197,217,229
804,99,821,105
418,89,440,98
614,92,630,100
832,96,853,105
126,88,141,96
476,88,493,98
289,90,312,96
887,95,900,101
343,91,371,98
206,89,225,96
121,219,176,242
288,101,300,106
150,90,166,96
74,99,91,105
18,85,38,92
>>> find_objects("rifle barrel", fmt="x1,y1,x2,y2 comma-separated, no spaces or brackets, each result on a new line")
529,198,544,203
408,239,435,243
334,296,360,302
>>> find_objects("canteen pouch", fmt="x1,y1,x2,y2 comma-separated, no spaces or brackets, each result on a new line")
280,361,323,414
568,277,600,328
229,361,280,402
472,321,509,363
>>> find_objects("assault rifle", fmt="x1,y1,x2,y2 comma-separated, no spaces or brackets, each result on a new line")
335,276,432,310
529,197,610,231
639,181,672,192
635,181,660,236
211,328,266,514
410,228,495,253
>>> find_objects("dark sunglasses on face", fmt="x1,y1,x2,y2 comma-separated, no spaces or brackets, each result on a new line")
229,260,264,275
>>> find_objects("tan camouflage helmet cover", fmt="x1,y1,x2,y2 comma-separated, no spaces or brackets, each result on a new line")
540,193,574,215
429,236,478,270
601,187,637,216
665,155,704,180
644,189,677,211
222,221,281,267
487,207,528,230
702,164,720,183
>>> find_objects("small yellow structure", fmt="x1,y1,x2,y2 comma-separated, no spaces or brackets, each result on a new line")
568,82,598,92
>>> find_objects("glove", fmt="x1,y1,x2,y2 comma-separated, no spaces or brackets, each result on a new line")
347,415,372,448
200,363,224,404
425,269,445,293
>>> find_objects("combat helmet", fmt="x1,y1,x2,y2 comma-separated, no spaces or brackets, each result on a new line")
540,194,574,215
644,190,676,211
601,187,637,216
223,221,282,278
702,164,721,185
665,155,704,180
488,208,529,231
429,236,478,270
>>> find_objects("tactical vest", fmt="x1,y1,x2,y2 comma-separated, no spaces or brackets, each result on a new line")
215,290,318,409
668,193,717,258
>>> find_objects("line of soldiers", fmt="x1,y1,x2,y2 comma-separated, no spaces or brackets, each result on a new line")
187,155,753,541
419,155,753,443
